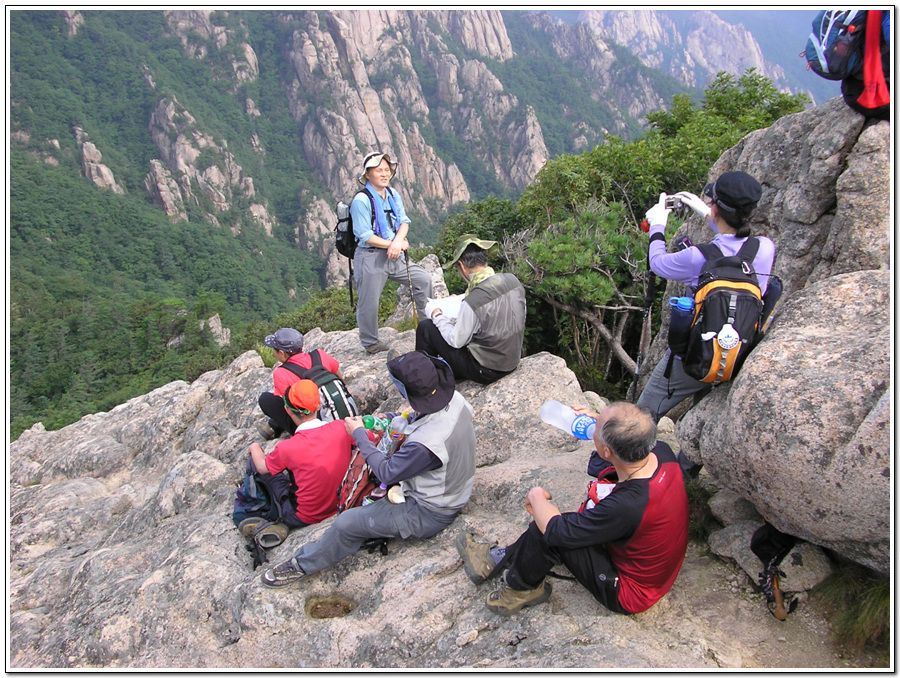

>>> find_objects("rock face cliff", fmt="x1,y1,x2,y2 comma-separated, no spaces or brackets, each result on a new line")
23,9,776,289
638,99,890,575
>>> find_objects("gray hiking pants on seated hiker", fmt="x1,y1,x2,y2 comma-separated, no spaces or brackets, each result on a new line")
354,247,432,348
637,349,711,422
291,496,457,575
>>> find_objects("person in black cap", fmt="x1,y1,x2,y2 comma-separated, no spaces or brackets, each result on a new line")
416,234,526,384
256,328,346,439
260,351,476,588
636,171,777,424
351,151,433,354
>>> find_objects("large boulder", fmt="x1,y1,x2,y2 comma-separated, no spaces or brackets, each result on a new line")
678,269,890,574
637,100,890,575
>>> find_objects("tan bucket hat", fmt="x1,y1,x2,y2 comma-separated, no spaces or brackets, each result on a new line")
358,151,398,186
443,234,499,270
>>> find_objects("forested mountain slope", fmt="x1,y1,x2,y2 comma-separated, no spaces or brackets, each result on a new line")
8,9,785,438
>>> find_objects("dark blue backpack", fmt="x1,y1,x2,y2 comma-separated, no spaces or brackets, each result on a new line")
804,10,867,80
232,458,296,527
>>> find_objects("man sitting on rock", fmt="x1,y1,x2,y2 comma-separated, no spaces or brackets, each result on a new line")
243,380,359,539
260,351,476,588
257,327,345,439
415,235,526,385
457,401,688,616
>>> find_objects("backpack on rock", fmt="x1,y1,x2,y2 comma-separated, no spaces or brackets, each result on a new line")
803,10,868,80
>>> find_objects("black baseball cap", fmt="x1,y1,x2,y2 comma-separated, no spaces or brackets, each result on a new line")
703,171,762,213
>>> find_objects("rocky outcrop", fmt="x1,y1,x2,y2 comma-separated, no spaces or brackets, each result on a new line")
579,10,787,90
143,160,187,222
61,10,84,38
80,142,125,195
148,96,274,235
200,313,231,347
10,320,868,669
522,14,668,140
640,100,890,575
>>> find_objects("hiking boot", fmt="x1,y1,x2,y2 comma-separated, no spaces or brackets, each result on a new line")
256,421,275,440
256,419,282,441
255,522,289,548
456,531,499,585
260,555,306,588
365,341,389,354
485,574,552,616
238,516,266,538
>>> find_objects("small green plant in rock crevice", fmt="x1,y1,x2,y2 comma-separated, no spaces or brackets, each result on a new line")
812,562,890,653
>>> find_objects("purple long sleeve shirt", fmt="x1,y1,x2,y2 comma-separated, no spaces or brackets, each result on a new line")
647,220,776,295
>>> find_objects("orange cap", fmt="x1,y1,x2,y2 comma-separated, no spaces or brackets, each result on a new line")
284,380,321,414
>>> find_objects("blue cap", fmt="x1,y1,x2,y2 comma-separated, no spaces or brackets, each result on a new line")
669,297,695,312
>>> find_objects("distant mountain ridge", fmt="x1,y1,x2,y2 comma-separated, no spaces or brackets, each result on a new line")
548,9,840,105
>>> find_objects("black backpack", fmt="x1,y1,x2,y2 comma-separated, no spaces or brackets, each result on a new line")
680,239,764,384
334,187,396,307
278,349,360,422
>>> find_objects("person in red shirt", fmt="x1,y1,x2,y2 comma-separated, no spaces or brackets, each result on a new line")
457,401,688,616
248,380,360,528
257,328,343,439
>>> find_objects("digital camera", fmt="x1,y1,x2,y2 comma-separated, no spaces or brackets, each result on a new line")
664,196,683,210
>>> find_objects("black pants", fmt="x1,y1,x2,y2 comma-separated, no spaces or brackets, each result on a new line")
258,392,296,436
415,319,509,385
503,521,628,615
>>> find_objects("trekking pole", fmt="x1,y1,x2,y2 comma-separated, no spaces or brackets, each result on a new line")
348,260,355,309
404,251,419,328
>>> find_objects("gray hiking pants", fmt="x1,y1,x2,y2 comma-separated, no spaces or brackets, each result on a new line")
637,349,711,422
354,247,432,348
291,497,457,575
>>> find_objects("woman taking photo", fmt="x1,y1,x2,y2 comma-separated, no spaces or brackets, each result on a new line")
637,171,776,422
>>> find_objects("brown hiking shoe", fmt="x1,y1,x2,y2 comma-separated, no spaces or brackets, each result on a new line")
365,341,389,354
485,574,552,616
456,531,499,585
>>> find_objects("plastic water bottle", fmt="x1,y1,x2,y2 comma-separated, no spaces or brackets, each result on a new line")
667,296,695,356
362,414,390,432
336,200,350,224
539,400,596,441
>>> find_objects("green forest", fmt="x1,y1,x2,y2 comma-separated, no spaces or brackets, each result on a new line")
8,9,809,440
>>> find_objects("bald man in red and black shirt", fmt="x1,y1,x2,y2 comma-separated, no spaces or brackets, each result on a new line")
458,401,689,616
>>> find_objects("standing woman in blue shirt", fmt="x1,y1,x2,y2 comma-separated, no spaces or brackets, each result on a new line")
351,152,433,354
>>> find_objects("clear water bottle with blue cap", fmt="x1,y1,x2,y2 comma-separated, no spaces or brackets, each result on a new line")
667,296,695,356
539,400,596,441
